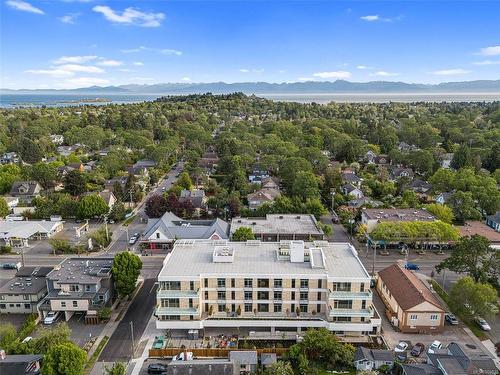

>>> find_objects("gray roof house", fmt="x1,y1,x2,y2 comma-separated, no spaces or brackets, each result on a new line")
10,181,43,203
435,192,453,205
341,183,364,199
179,189,207,210
354,347,394,372
341,172,362,186
486,211,500,232
0,353,42,375
229,351,258,374
348,197,382,209
389,167,414,180
141,211,229,251
401,363,443,375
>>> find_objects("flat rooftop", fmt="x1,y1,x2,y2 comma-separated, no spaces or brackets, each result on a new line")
47,257,113,284
0,275,47,295
459,221,500,243
159,240,370,281
230,214,324,235
362,208,435,222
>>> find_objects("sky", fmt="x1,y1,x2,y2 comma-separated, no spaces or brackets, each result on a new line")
1,0,499,89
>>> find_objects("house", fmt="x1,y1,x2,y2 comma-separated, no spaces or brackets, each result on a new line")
10,181,43,203
341,183,364,199
398,142,418,152
104,176,128,193
3,196,18,210
0,220,64,247
0,267,52,314
348,197,382,209
0,152,19,164
156,240,381,337
57,144,85,157
230,351,258,374
179,189,207,210
49,134,64,145
426,342,498,375
439,153,454,169
374,154,390,166
128,159,157,176
389,167,414,181
0,353,42,375
261,177,279,190
166,359,235,375
361,208,436,232
42,257,114,321
364,150,377,164
58,163,85,176
247,188,281,210
83,160,97,171
410,179,433,194
458,221,500,248
99,191,117,210
377,264,445,333
248,168,270,185
341,172,362,187
198,151,219,172
400,364,443,375
354,347,394,372
435,192,453,205
230,214,325,242
486,212,500,232
141,211,229,251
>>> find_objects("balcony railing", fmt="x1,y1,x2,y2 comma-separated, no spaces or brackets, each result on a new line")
155,307,198,316
329,291,372,300
329,308,374,318
202,311,326,320
157,289,199,298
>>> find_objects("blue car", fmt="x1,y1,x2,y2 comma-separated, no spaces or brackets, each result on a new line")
405,263,420,270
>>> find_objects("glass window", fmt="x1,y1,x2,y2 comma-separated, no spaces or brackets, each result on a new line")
300,292,308,301
162,281,181,290
317,279,322,288
273,291,282,301
218,304,225,312
24,304,30,309
410,314,418,320
217,278,226,288
244,278,253,288
231,279,235,288
204,291,208,299
317,291,322,300
300,304,308,313
300,279,309,289
333,300,352,309
291,291,295,300
291,279,296,288
244,291,252,300
274,304,282,313
332,282,351,292
190,281,194,291
430,314,438,320
316,303,321,313
244,303,252,312
217,291,226,300
61,301,66,307
257,279,269,288
274,279,282,288
72,301,78,307
231,291,235,299
204,279,208,288
69,285,80,292
161,298,180,308
257,291,269,300
257,303,269,312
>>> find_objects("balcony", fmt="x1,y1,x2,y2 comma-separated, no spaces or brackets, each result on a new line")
329,309,374,318
157,289,199,298
202,311,326,320
329,291,372,300
155,307,198,316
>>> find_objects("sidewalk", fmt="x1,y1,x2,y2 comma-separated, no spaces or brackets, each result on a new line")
127,313,158,375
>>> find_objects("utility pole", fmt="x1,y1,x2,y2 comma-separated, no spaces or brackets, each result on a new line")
330,190,335,212
21,243,25,267
130,321,135,358
129,190,133,209
104,216,109,242
441,269,447,289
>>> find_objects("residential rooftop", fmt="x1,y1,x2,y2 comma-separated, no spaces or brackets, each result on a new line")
47,257,113,284
0,275,47,295
158,240,370,281
459,221,500,243
230,214,324,236
362,208,436,222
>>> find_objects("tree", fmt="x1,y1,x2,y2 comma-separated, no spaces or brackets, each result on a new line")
105,362,126,375
109,201,126,221
425,203,454,224
0,323,17,352
232,227,255,241
436,235,498,283
451,144,473,170
0,197,9,218
292,170,320,201
29,162,58,188
144,194,168,218
449,191,480,224
175,171,193,190
64,170,86,196
77,194,109,219
33,322,71,354
448,277,498,320
41,342,86,375
18,137,43,163
112,252,143,297
429,168,456,193
263,361,294,375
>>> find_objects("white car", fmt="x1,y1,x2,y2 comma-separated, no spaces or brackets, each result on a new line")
475,317,491,331
128,236,137,245
394,341,409,352
44,311,60,325
427,340,442,354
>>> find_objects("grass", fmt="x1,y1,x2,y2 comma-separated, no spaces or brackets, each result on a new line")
84,335,109,374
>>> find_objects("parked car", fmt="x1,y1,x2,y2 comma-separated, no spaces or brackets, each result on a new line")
445,313,459,325
44,311,60,325
2,262,21,270
129,236,137,245
404,263,420,270
331,212,339,223
147,363,167,374
475,317,491,331
428,340,442,354
394,341,409,353
172,352,193,361
410,343,425,357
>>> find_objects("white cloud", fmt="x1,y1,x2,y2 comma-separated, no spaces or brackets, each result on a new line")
5,0,44,14
360,15,379,22
239,68,264,73
430,68,471,75
181,77,191,81
57,64,104,73
356,65,372,70
473,60,500,66
92,5,165,27
297,77,316,82
118,68,133,72
59,14,79,24
160,49,182,56
120,46,182,55
61,77,110,88
97,59,123,66
477,46,500,56
312,71,351,79
53,55,98,64
132,61,144,66
371,71,399,77
25,69,74,78
239,69,250,73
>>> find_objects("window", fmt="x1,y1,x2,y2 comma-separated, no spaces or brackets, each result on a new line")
244,278,253,288
69,285,80,292
231,291,235,300
159,315,180,321
24,304,30,309
274,279,282,288
430,314,439,320
0,304,5,309
244,291,252,300
257,279,269,288
291,279,296,288
231,279,235,288
332,282,351,292
317,291,322,300
300,279,309,289
257,291,269,300
204,291,209,299
317,279,322,288
161,298,180,308
291,291,295,300
257,303,269,312
61,301,66,307
217,291,226,300
300,292,308,301
332,316,351,322
204,279,208,288
73,301,78,307
85,285,91,292
23,295,29,300
361,300,366,309
300,304,308,313
156,232,160,239
274,304,282,313
190,281,194,291
218,304,225,312
360,283,365,292
316,303,321,313
333,300,352,309
244,303,252,313
189,299,193,308
162,281,181,290
273,291,282,301
205,303,209,312
217,278,226,288
410,314,418,320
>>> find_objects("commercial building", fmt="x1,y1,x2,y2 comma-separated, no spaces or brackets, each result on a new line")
377,264,445,333
42,257,114,321
230,214,325,242
361,208,436,232
0,220,64,247
156,240,381,338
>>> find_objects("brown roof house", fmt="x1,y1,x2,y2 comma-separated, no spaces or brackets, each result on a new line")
10,181,43,204
247,185,281,210
377,263,445,333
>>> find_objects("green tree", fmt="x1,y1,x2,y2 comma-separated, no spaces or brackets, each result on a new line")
144,194,168,218
449,191,480,224
292,170,320,201
263,361,294,375
232,227,255,241
279,157,313,192
105,362,126,375
451,144,473,170
109,201,126,222
436,235,498,283
28,162,58,188
0,323,17,352
425,203,454,224
429,168,456,193
77,194,109,219
0,197,9,218
33,322,71,354
175,171,193,190
112,252,143,297
41,342,86,375
448,277,498,320
64,170,86,196
304,198,327,219
0,164,22,194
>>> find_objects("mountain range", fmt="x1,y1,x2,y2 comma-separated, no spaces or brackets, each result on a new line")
2,79,500,95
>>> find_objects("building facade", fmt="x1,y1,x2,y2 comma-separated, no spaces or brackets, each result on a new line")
156,240,381,338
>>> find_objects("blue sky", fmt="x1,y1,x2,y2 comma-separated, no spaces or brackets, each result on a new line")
1,0,499,89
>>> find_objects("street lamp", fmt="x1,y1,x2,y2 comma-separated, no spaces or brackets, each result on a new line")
348,219,355,240
330,190,336,212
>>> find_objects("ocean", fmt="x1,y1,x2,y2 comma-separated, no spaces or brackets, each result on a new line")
0,92,499,108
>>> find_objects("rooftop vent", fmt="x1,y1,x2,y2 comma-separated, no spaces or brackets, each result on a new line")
213,246,235,263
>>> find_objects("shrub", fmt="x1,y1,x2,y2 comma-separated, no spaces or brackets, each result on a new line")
0,245,12,254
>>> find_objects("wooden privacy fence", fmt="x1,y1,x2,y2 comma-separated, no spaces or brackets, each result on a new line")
149,347,288,358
